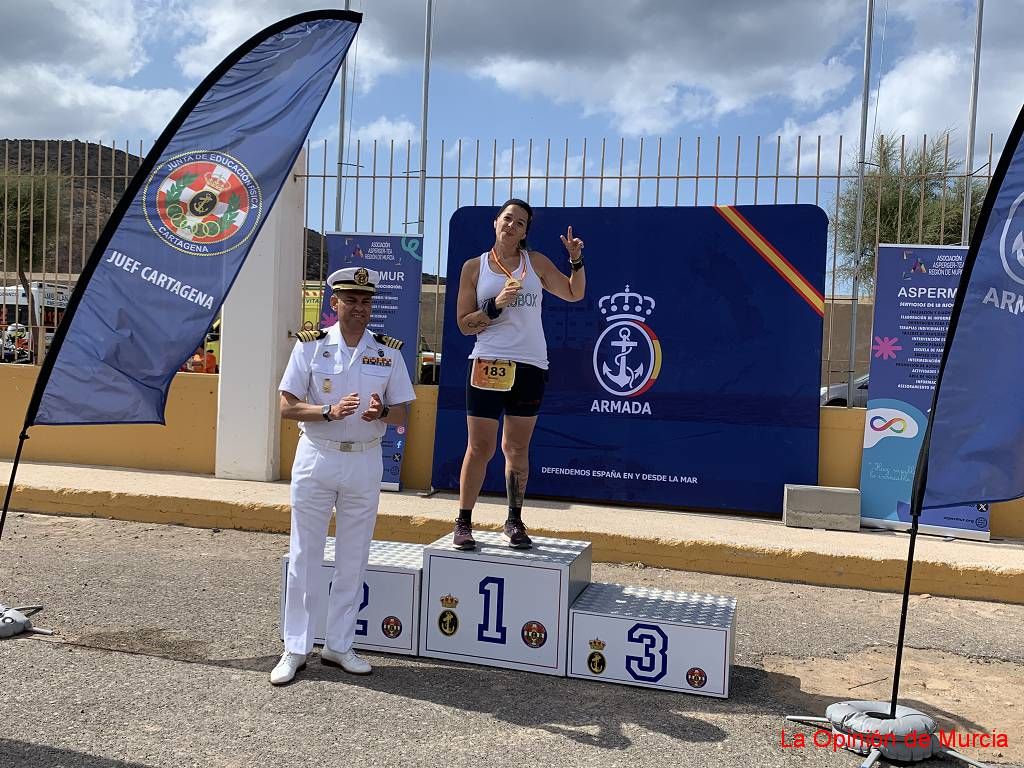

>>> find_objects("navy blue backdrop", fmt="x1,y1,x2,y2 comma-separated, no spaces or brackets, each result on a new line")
431,205,827,514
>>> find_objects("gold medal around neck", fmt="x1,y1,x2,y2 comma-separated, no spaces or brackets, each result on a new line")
490,248,526,291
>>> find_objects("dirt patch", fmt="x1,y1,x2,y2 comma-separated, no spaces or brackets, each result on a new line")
764,646,1021,764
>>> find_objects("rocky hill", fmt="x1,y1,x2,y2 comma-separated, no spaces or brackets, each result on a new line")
0,139,444,284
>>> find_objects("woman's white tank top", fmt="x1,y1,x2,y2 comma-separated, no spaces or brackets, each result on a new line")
470,250,548,370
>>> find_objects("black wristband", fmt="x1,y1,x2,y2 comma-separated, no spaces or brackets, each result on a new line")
378,404,390,421
483,297,503,319
570,257,585,272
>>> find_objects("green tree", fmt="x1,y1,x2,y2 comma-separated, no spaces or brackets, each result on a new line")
0,173,62,356
832,131,988,292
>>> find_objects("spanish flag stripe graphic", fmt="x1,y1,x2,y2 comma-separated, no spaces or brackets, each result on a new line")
715,205,825,317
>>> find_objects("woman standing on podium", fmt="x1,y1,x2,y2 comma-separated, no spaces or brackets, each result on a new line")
452,198,586,550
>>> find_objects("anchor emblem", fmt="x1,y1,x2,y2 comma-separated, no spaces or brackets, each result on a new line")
592,283,660,397
602,326,645,389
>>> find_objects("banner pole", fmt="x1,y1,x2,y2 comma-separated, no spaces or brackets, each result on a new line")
888,418,931,717
847,0,875,408
417,0,434,236
961,0,984,246
0,431,30,542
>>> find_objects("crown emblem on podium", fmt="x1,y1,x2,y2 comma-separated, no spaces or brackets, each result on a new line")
588,638,606,651
439,593,459,608
204,171,230,192
598,284,656,322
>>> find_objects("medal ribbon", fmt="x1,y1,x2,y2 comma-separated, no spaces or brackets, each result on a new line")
489,249,527,285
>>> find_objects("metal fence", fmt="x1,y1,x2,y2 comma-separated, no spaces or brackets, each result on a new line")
0,133,995,390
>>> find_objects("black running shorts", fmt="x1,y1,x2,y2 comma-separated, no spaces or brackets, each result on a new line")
465,360,548,420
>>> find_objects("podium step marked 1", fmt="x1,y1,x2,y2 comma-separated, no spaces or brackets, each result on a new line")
280,534,737,696
280,538,424,655
568,582,737,697
419,531,592,676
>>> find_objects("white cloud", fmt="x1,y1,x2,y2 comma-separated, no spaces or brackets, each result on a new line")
779,0,1024,167
350,116,418,145
0,65,185,139
788,57,857,109
167,0,402,89
3,0,1021,149
422,0,864,135
0,0,147,79
0,0,171,138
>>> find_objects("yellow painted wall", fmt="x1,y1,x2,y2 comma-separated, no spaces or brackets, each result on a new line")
0,365,217,474
816,405,1024,539
818,405,865,488
1,365,1020,539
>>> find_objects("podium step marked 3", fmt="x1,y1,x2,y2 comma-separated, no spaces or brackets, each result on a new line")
419,531,592,676
280,538,425,655
568,582,737,697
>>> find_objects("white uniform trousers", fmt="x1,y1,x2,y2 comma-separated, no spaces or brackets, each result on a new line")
283,434,383,654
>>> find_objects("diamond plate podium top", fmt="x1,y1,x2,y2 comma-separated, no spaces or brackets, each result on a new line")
572,583,736,629
321,538,425,569
424,531,590,566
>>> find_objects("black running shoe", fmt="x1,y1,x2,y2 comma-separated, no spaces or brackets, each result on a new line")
502,519,533,549
452,518,476,550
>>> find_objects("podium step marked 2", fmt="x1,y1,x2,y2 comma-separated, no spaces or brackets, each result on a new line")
280,538,424,655
419,531,592,676
568,582,737,697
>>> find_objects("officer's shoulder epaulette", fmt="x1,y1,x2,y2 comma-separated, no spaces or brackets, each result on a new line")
372,332,404,350
295,329,327,342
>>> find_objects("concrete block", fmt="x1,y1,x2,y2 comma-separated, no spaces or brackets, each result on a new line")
783,484,861,531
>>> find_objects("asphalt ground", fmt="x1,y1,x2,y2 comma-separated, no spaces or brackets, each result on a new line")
1,512,1021,768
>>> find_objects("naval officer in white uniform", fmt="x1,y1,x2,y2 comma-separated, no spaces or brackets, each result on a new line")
272,266,416,685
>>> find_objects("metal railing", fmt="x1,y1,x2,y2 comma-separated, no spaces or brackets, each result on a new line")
1,133,995,391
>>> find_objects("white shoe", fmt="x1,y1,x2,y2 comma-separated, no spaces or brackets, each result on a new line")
270,651,307,685
321,646,372,675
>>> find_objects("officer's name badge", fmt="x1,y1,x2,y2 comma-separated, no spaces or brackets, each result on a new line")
322,379,332,393
362,355,393,367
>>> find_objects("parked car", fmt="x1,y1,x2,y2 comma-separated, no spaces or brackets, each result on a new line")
418,336,442,384
820,373,868,407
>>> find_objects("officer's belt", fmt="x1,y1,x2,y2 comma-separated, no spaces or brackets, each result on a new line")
300,433,383,453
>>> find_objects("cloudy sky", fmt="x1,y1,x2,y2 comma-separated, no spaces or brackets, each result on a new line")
1,0,1019,148
1,0,1021,272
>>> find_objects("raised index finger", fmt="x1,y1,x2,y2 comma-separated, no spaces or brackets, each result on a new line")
567,225,574,240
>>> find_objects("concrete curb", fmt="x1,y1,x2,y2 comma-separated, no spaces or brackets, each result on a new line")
3,461,1022,604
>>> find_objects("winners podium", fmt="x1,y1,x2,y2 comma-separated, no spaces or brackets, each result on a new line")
280,532,737,695
419,531,591,675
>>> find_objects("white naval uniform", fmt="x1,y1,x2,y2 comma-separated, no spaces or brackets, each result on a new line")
278,323,416,654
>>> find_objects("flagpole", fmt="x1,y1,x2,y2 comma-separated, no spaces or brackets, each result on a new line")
0,431,29,542
334,0,351,231
961,0,984,246
847,0,874,408
417,0,434,235
888,422,931,718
